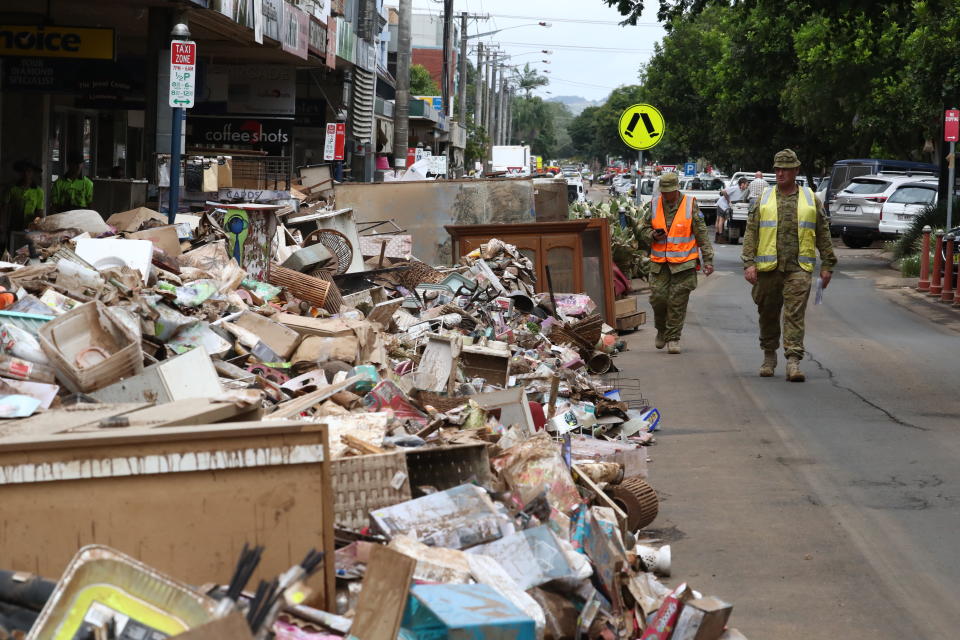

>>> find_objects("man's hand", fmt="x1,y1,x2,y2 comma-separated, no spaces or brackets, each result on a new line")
652,228,667,242
702,264,714,276
820,270,832,289
744,265,758,285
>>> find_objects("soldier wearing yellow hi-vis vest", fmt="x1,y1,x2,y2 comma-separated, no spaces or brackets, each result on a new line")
741,149,837,382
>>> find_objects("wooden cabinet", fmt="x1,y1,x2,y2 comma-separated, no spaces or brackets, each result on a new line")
446,220,615,324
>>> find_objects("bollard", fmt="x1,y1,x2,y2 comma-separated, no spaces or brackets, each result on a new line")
941,235,955,303
930,231,944,296
918,225,932,291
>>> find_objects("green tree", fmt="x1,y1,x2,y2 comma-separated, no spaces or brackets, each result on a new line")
568,106,601,161
410,64,440,95
512,63,549,98
511,96,557,158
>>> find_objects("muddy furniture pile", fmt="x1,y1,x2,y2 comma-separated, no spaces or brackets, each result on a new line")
0,206,744,640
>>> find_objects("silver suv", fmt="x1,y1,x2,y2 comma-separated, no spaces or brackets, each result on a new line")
830,174,937,248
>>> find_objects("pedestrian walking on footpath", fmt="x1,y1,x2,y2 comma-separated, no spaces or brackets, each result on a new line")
741,149,837,382
637,172,714,354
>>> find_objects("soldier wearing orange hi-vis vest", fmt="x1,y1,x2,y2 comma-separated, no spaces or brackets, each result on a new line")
638,172,714,354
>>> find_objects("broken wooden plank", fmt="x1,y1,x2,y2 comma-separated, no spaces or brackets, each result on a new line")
271,376,360,419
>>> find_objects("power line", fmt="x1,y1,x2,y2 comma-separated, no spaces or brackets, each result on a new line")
495,41,655,53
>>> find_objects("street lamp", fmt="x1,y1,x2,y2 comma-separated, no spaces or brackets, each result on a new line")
467,22,551,40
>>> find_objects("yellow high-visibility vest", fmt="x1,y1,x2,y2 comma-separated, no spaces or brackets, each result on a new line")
756,186,817,272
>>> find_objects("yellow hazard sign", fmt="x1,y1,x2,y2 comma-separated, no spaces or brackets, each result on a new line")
618,104,665,150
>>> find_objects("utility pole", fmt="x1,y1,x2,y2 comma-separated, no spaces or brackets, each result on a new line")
498,75,508,145
474,42,484,127
489,53,499,144
505,87,513,146
458,12,468,124
441,0,454,116
393,0,412,169
486,50,497,135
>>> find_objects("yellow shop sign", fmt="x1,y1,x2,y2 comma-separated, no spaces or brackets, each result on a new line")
0,25,115,60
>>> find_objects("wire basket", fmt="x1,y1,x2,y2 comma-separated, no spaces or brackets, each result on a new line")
231,156,293,190
598,374,648,411
304,228,354,276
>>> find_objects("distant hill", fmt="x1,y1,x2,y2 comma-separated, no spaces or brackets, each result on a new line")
548,95,600,116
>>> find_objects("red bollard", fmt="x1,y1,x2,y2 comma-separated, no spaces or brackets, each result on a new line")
918,225,932,291
941,235,955,303
930,231,944,296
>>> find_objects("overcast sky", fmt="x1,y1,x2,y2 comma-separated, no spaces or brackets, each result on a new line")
408,0,667,103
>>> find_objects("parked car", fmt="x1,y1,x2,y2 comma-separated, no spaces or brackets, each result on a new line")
825,158,938,205
877,182,938,237
679,176,726,225
831,174,937,248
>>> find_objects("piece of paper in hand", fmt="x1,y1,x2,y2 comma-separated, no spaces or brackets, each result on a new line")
815,277,824,305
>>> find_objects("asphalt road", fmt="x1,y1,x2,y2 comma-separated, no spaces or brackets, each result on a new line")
616,245,960,638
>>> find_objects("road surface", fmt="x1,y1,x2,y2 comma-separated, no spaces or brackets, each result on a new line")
617,245,960,638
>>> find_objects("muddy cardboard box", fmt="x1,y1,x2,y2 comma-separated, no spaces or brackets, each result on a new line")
672,596,733,640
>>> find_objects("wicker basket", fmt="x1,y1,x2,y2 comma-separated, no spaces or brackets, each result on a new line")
331,451,412,531
268,263,331,308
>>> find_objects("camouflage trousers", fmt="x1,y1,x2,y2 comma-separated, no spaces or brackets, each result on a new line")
752,270,812,360
649,268,698,342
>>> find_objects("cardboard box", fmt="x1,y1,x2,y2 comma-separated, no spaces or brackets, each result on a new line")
107,207,167,233
130,224,183,256
672,596,733,640
235,311,302,360
615,296,639,317
38,301,144,393
401,584,535,640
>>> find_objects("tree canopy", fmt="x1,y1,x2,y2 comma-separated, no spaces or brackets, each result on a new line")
410,64,440,95
575,0,960,174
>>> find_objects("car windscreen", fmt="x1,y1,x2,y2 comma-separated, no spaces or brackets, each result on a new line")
843,179,890,194
887,186,937,205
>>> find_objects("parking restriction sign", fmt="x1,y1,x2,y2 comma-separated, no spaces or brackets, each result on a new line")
945,109,959,142
169,39,196,108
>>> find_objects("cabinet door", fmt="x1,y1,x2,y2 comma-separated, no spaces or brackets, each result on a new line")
541,233,582,294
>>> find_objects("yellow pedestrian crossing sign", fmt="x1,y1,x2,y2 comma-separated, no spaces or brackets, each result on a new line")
618,104,665,150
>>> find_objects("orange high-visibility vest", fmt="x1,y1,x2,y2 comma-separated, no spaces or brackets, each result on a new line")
651,195,698,263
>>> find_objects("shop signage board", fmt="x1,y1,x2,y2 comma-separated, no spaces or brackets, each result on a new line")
168,40,196,108
323,123,345,161
0,25,115,60
282,2,309,60
218,188,289,202
187,116,293,154
617,103,665,151
261,0,282,41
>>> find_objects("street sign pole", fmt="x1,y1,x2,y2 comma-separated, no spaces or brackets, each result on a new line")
636,150,643,205
167,34,197,223
169,107,183,224
949,140,956,232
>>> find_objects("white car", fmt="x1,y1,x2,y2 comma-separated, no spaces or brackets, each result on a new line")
831,174,937,247
878,181,938,236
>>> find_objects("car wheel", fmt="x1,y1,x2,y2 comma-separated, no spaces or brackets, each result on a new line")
841,233,872,249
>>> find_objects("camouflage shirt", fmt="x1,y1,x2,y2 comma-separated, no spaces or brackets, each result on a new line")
637,195,714,274
741,187,837,272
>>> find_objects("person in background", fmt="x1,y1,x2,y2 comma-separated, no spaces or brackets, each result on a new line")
716,177,750,241
747,170,766,206
3,159,45,248
52,153,94,212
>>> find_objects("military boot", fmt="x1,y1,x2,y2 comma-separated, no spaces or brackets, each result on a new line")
759,350,777,377
655,332,666,350
786,357,805,382
667,341,681,354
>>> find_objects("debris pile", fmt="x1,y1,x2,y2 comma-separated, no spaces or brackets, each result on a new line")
0,204,745,640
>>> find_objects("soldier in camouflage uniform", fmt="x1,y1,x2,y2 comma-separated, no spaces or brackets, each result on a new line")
741,149,837,382
637,172,714,354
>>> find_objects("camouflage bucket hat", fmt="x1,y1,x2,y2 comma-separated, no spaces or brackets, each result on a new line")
659,172,679,192
773,149,801,168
